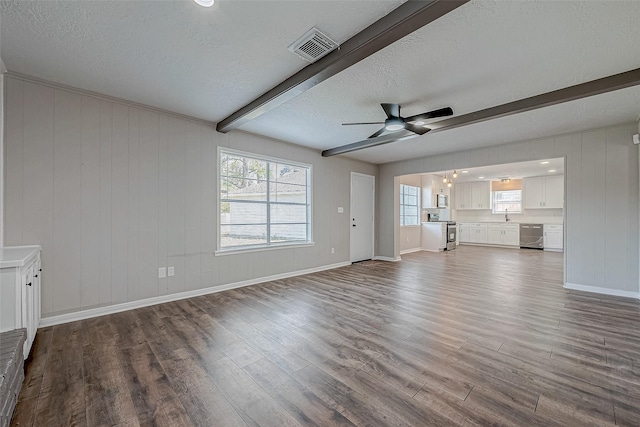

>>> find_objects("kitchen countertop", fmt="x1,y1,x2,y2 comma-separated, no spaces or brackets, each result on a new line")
0,246,41,269
457,221,564,225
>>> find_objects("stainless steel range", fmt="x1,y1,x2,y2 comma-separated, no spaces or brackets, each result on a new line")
446,222,457,251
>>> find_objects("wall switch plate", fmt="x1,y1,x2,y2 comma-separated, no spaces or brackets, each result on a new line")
168,266,175,277
337,207,344,213
331,247,335,254
158,267,166,279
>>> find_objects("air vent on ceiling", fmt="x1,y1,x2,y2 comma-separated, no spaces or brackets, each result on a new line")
288,27,338,63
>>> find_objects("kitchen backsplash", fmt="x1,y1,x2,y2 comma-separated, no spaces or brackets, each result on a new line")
453,208,563,224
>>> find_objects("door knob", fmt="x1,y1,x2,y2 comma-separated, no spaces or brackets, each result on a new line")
352,224,356,227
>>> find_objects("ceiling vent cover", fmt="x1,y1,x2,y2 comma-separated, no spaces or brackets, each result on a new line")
288,28,338,63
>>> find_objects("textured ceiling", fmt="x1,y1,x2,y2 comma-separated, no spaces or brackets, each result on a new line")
0,0,403,121
2,0,640,164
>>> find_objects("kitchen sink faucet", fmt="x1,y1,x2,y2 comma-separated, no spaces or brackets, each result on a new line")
505,209,510,222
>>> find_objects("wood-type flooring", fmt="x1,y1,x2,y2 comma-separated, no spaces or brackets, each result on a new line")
10,246,640,426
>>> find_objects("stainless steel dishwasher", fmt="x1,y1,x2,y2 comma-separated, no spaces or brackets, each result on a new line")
519,223,543,249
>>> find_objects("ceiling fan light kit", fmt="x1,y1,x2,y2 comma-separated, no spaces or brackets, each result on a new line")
342,103,453,139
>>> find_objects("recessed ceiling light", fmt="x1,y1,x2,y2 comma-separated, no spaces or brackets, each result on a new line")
478,176,484,179
193,0,215,7
540,161,550,165
548,169,556,173
461,170,468,174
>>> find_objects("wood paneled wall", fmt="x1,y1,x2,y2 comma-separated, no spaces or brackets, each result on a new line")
4,76,377,317
379,125,639,294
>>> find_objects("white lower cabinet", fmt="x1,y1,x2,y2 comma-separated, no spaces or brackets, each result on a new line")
487,224,520,246
458,223,470,243
469,223,487,244
0,246,41,359
544,224,563,251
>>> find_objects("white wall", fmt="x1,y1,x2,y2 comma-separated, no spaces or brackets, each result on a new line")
398,174,422,252
3,76,377,318
378,125,640,294
0,58,6,247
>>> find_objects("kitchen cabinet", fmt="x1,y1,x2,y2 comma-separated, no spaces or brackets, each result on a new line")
421,175,450,208
458,223,470,243
470,181,491,209
487,223,520,246
544,224,563,251
421,222,446,252
469,223,488,243
454,181,490,210
524,175,564,209
0,246,41,359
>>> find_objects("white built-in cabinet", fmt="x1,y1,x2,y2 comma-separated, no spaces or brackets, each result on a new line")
468,223,488,243
0,246,41,359
544,224,564,251
421,174,449,208
523,175,564,209
487,223,520,246
458,223,470,243
454,181,490,210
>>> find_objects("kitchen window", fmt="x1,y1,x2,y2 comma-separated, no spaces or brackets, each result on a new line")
218,149,312,252
492,189,522,214
400,184,420,226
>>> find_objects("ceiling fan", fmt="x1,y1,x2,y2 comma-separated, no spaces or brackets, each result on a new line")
342,103,453,138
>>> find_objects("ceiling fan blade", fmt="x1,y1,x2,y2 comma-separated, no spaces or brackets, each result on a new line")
404,123,431,135
369,127,387,138
342,122,385,126
405,107,453,122
381,103,400,118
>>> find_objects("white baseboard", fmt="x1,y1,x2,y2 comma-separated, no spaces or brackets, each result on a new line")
399,248,422,255
373,256,402,262
564,282,640,299
40,261,351,327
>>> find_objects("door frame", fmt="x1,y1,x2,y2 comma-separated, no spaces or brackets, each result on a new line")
350,172,375,262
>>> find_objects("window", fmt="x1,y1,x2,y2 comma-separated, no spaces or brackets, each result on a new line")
219,149,311,251
400,184,420,226
492,190,522,214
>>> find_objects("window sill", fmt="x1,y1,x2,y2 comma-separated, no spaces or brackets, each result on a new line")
215,242,315,256
400,225,421,228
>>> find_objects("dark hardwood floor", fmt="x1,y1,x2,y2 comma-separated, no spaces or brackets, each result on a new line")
10,246,640,426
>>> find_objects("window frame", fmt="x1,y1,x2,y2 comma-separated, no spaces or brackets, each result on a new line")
399,184,421,227
491,189,523,214
216,147,313,255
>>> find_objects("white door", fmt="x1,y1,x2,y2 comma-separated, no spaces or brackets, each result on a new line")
350,173,375,262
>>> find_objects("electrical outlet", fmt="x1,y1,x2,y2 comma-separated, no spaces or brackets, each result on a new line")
168,266,175,277
331,247,335,254
158,267,166,279
337,207,344,213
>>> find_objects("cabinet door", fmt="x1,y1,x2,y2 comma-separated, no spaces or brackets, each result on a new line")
503,228,520,246
476,226,488,243
459,225,470,242
454,183,470,209
487,228,503,245
471,181,491,209
524,177,545,209
544,175,564,208
544,228,563,249
22,265,35,358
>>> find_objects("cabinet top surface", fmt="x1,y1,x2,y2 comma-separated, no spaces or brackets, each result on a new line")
0,246,41,268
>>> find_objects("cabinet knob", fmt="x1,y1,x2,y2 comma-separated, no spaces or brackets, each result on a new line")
26,282,32,287
34,274,38,278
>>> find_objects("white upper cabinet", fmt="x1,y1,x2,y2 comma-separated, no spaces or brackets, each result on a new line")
523,175,564,209
470,181,491,209
455,181,490,210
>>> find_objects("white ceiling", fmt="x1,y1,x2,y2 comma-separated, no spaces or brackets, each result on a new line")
423,158,565,184
2,0,640,164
